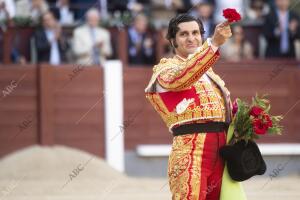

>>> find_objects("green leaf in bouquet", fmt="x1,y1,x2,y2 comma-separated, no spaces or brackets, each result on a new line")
265,104,271,113
268,124,283,135
269,115,284,134
252,93,270,110
234,99,254,139
272,115,284,122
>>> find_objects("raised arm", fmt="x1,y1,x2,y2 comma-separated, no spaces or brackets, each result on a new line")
157,40,219,91
157,22,232,91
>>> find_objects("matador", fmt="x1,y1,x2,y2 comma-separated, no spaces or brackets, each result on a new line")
145,14,233,200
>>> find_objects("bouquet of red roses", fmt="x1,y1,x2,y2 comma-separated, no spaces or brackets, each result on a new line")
220,94,283,182
231,94,283,142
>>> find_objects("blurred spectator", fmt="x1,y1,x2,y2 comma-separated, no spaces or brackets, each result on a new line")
151,0,182,28
72,8,112,65
100,0,150,18
11,48,27,64
246,0,269,21
15,0,49,23
214,0,244,23
127,0,151,13
192,2,215,39
176,0,215,14
99,0,151,15
34,11,69,65
176,0,192,13
128,14,155,65
95,0,151,19
107,0,129,14
221,25,254,61
71,0,144,20
71,0,94,21
0,0,15,21
161,25,173,58
190,0,215,7
263,0,300,58
50,0,75,25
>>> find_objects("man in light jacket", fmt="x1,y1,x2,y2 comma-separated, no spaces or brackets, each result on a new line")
72,8,112,66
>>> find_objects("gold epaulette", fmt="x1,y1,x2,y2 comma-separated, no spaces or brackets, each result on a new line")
145,57,180,93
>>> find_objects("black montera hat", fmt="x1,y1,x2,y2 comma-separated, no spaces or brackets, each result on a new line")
219,140,266,182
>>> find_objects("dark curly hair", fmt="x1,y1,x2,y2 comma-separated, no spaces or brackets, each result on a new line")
166,14,205,48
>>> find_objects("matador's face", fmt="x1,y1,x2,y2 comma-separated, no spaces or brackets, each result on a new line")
174,21,203,58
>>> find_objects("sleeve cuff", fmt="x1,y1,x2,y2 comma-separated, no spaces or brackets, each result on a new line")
207,38,219,53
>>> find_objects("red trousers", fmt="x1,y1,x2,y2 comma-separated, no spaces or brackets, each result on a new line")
168,132,226,200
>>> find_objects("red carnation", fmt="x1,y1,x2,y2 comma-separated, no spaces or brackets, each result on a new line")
253,119,268,135
250,106,264,117
263,114,273,128
223,8,241,23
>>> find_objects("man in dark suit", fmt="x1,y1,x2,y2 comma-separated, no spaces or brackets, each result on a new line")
193,2,215,40
128,14,155,65
49,0,75,25
65,0,152,20
263,0,300,58
34,11,69,65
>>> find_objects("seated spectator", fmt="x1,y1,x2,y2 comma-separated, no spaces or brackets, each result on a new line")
73,0,150,21
50,0,75,25
263,0,300,58
107,0,129,14
11,48,27,64
72,8,112,66
161,25,173,58
98,0,149,16
151,0,182,28
71,0,95,21
246,0,269,21
15,0,49,24
174,0,216,15
0,0,15,22
128,14,155,65
34,11,69,65
221,25,254,61
127,0,151,13
192,1,215,40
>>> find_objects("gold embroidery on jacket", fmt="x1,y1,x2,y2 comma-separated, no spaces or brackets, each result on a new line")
145,42,230,132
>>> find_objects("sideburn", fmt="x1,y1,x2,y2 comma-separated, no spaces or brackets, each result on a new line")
171,39,178,48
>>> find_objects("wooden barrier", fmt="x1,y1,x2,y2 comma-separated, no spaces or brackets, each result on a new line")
0,64,39,157
0,64,105,158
